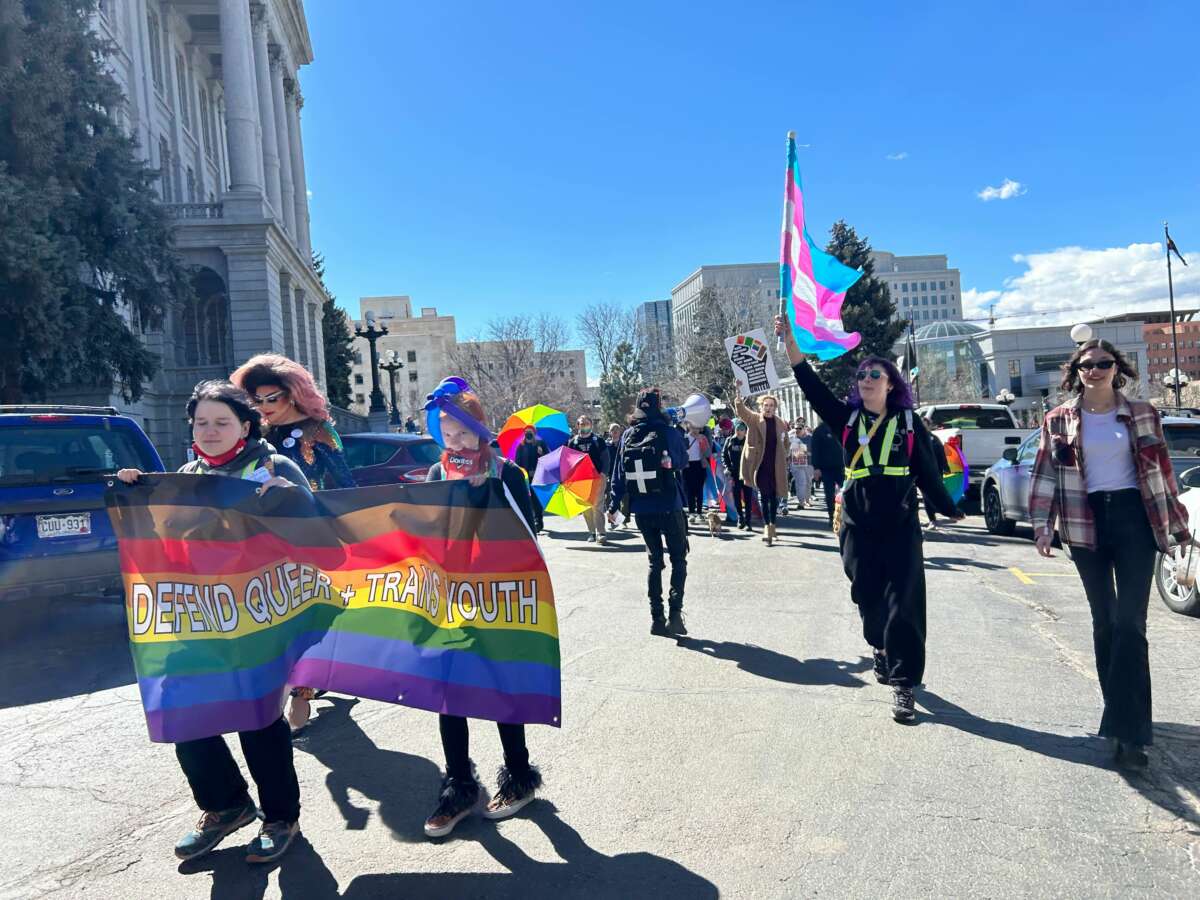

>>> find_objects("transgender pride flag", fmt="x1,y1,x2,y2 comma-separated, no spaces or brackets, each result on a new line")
779,132,863,360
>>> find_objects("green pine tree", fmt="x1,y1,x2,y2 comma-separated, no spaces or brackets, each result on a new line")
313,252,354,408
599,341,642,424
817,220,907,399
0,0,192,403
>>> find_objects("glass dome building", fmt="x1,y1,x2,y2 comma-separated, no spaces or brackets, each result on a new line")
895,321,989,403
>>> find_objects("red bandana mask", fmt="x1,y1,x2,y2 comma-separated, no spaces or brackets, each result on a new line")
442,447,488,479
192,439,246,468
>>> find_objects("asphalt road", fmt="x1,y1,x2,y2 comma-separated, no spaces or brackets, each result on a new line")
2,501,1199,899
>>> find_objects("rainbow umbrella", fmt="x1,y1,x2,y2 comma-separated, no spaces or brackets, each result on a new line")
943,441,969,504
498,404,571,461
531,446,603,519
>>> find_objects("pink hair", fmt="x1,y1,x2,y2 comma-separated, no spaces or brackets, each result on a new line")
230,354,331,422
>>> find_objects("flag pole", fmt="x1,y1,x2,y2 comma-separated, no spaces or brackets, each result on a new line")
777,131,795,354
1166,221,1182,407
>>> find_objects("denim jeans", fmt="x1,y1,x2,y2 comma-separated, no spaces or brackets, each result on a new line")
1070,489,1157,746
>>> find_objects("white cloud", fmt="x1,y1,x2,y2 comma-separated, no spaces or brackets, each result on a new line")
886,151,908,161
962,242,1200,329
977,178,1026,201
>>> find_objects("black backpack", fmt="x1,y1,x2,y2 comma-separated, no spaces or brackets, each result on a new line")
621,421,672,495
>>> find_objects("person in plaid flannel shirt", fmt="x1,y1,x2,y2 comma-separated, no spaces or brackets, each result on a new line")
1028,339,1189,771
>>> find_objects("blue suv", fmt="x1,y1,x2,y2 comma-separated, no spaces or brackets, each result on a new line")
0,406,164,601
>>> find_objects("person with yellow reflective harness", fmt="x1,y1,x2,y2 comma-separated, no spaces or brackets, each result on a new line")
775,316,963,723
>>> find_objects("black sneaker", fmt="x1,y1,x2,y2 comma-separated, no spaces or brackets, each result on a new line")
650,617,670,637
872,650,889,684
1116,742,1150,771
482,765,543,820
245,820,299,864
174,801,258,861
667,610,688,636
891,686,916,724
423,773,481,838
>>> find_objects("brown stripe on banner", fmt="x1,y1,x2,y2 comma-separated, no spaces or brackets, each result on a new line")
115,499,531,547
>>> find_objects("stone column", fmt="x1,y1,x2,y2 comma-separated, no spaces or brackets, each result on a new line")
285,78,312,257
217,0,262,195
269,50,297,237
250,6,282,216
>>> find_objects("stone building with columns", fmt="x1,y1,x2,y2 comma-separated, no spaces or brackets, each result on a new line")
74,0,326,467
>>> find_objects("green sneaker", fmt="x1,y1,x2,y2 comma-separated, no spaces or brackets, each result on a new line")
174,802,258,861
245,820,299,864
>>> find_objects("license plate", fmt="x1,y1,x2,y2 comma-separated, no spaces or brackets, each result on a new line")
36,513,92,539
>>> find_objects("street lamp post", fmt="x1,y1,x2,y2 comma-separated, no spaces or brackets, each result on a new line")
379,350,405,429
1163,368,1189,408
354,311,390,432
996,388,1015,407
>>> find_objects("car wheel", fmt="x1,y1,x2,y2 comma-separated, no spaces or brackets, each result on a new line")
1154,550,1200,617
983,484,1015,536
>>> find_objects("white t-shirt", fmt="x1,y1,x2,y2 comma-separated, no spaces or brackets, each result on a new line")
1081,409,1139,492
686,434,702,462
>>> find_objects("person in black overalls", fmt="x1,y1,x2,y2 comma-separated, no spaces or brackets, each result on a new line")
775,316,963,723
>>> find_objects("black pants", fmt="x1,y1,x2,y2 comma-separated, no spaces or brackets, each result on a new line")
175,716,300,823
1070,489,1157,746
634,510,688,618
684,461,706,514
733,479,754,526
439,714,530,780
528,488,544,532
839,521,927,687
820,469,843,524
758,489,779,525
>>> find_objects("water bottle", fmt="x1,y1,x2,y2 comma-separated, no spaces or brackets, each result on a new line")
661,450,672,470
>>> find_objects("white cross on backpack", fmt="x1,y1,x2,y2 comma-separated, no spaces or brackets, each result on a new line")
627,457,658,493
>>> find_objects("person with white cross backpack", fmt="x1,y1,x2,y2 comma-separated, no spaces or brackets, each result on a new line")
607,388,690,636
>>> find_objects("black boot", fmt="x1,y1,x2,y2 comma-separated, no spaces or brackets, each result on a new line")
650,600,668,636
667,593,687,636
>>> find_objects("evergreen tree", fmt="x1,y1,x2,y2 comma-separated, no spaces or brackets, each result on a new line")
816,221,907,400
599,341,642,424
0,0,191,403
314,252,354,408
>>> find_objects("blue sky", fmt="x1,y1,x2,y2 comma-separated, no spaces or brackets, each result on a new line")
302,1,1199,331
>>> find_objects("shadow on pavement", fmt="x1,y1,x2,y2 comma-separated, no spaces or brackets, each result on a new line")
0,595,134,708
293,697,441,842
921,690,1200,830
180,833,341,900
341,801,718,900
675,637,870,688
924,555,1008,572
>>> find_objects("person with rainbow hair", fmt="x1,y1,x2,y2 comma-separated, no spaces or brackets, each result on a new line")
419,377,544,838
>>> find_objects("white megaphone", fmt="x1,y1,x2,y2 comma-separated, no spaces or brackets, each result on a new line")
666,393,712,428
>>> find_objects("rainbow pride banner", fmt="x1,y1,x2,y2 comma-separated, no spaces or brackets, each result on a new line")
779,132,864,360
105,475,560,743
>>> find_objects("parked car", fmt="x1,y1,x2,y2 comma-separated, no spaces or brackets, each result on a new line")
982,415,1200,617
918,403,1033,497
1155,466,1200,617
0,406,164,602
341,433,442,485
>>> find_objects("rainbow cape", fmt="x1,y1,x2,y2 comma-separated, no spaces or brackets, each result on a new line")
779,133,864,360
106,475,560,743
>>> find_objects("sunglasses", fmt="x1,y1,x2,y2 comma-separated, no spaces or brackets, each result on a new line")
856,369,884,382
1077,360,1116,372
250,389,288,406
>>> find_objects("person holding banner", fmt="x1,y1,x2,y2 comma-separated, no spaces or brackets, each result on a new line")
733,394,789,546
116,380,311,864
420,378,544,837
774,315,963,724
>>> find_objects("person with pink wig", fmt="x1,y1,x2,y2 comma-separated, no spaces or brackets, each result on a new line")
230,355,356,492
231,354,356,732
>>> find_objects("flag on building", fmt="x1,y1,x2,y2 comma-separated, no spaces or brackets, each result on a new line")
779,132,864,360
107,475,560,743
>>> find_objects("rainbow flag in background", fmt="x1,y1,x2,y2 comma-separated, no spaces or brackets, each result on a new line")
106,476,560,743
779,132,864,360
